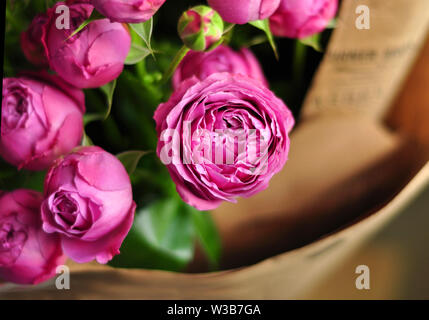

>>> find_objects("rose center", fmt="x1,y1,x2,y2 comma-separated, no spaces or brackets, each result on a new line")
0,221,28,267
2,89,31,134
49,191,95,236
15,98,28,115
223,117,242,129
55,196,79,224
0,222,27,251
57,198,78,213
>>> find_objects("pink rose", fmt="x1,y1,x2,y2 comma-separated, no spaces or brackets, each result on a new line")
172,45,269,90
207,0,281,24
20,13,49,67
154,73,294,211
43,2,131,88
1,75,85,171
0,190,65,285
41,146,136,264
91,0,166,23
269,0,338,39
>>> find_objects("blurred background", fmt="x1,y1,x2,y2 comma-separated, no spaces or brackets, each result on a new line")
307,28,429,298
307,185,429,299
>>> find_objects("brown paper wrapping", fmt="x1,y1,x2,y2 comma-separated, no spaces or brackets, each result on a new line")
302,0,429,120
1,0,428,299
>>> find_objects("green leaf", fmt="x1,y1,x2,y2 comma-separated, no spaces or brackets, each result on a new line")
66,10,105,40
222,23,235,35
0,160,46,192
327,18,337,29
244,35,269,48
299,33,322,52
100,79,117,120
192,210,221,269
222,23,235,44
20,170,46,193
129,18,154,53
82,131,93,146
109,198,195,271
161,45,190,84
114,70,161,150
117,150,149,175
249,19,278,60
83,113,105,126
133,167,177,197
125,43,151,65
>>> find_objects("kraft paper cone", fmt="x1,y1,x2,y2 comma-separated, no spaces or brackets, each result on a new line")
1,164,428,299
302,0,429,120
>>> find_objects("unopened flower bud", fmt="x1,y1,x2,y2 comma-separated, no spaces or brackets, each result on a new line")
178,5,224,52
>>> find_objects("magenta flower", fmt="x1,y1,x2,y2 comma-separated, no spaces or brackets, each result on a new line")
0,190,65,285
208,0,281,24
91,0,166,23
42,2,131,88
1,75,85,171
269,0,338,39
41,146,136,264
173,45,268,90
154,73,294,211
20,13,49,67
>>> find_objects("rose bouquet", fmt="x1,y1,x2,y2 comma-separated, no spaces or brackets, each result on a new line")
1,0,339,284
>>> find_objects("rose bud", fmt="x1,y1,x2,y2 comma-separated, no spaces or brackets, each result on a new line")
207,0,281,24
154,73,294,211
0,190,65,285
178,5,224,52
91,0,166,23
20,13,49,67
42,2,131,88
0,75,85,171
269,0,338,39
41,146,136,264
172,45,269,90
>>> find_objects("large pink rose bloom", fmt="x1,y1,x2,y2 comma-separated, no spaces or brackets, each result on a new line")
208,0,281,24
155,73,294,211
43,2,131,88
0,190,65,285
173,45,268,90
269,0,338,39
41,146,136,264
92,0,166,23
0,75,85,171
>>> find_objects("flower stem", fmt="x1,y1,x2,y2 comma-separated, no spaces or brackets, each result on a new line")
160,45,190,85
293,40,307,86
